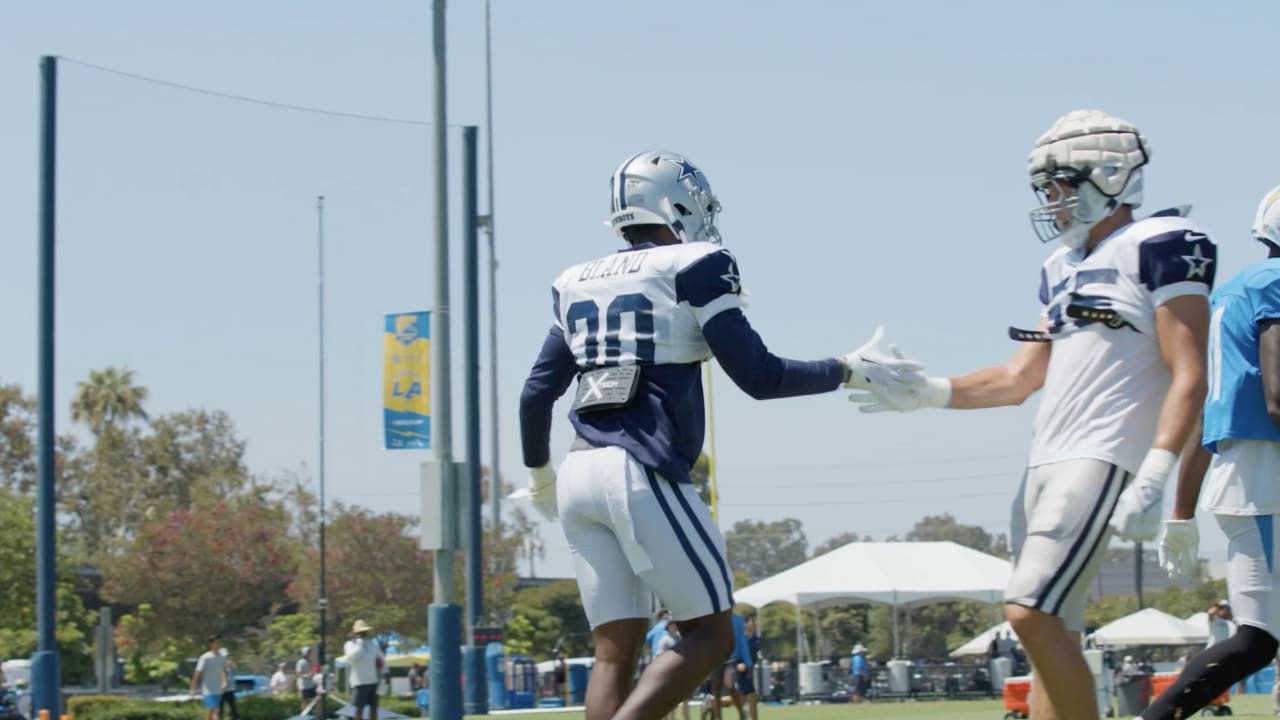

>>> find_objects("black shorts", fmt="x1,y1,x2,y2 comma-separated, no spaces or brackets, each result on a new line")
301,687,318,700
719,661,738,687
353,684,379,709
735,668,756,696
852,675,868,697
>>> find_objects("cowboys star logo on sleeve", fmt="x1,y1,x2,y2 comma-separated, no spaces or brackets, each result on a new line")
720,260,741,294
1181,236,1214,279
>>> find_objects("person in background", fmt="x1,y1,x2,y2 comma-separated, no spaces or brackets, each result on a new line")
296,647,316,712
407,663,425,692
344,620,384,720
850,644,870,704
270,663,290,696
190,635,227,720
217,647,241,720
737,615,760,720
655,624,687,720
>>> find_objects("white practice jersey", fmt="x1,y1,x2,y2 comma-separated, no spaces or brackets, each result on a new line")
550,240,743,367
1029,209,1217,473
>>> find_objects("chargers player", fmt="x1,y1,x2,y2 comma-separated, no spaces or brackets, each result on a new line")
517,150,923,720
850,110,1215,720
1143,188,1280,719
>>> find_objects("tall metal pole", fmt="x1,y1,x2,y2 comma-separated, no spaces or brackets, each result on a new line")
462,126,487,715
316,196,329,692
428,4,462,720
483,0,501,543
34,53,62,718
430,0,455,613
1135,541,1144,608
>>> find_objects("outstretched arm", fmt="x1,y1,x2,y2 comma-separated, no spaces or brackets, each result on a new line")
518,325,578,468
702,309,843,400
946,323,1052,409
851,320,1051,413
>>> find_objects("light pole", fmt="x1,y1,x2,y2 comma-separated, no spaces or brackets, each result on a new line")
483,0,501,537
316,196,329,690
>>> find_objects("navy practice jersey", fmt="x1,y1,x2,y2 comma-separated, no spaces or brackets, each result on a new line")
519,241,842,484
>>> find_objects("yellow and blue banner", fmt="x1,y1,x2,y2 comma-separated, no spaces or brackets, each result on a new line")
383,311,431,449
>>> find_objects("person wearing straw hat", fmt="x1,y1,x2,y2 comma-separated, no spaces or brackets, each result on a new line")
344,620,384,720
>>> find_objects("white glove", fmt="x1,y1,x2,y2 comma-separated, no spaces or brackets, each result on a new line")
841,326,926,392
508,464,559,522
1109,449,1177,541
848,376,951,413
1157,519,1199,579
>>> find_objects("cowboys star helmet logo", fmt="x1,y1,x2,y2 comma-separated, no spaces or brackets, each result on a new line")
664,156,703,189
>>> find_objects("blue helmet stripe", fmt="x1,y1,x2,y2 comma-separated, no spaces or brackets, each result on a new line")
615,152,644,211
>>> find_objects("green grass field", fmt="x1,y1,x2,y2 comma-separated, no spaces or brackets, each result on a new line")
478,693,1274,720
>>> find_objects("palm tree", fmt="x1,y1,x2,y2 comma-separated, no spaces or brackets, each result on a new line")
71,366,149,434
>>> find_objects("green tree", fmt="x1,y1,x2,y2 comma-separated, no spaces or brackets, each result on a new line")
256,612,319,670
71,366,149,435
115,604,190,688
141,409,250,510
0,486,96,682
62,425,146,559
811,532,867,557
0,382,37,492
287,503,433,655
904,513,1009,557
101,495,297,643
511,508,545,578
507,580,589,658
502,615,536,657
725,518,808,584
689,453,712,506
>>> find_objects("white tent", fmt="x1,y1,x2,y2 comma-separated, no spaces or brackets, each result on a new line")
1092,608,1208,647
949,620,1018,657
735,541,1012,657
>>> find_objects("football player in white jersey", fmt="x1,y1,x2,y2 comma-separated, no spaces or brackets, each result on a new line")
1141,188,1280,719
517,150,924,720
850,110,1216,720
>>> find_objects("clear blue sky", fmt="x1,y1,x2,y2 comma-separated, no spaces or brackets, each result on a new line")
2,1,1275,579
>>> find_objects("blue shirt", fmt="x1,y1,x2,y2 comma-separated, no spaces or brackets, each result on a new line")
730,614,753,670
1204,259,1280,451
851,654,868,677
645,619,669,657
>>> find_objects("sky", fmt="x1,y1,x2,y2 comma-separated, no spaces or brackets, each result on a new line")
2,1,1277,581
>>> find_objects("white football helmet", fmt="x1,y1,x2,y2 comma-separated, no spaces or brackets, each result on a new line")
1252,186,1280,248
1028,110,1150,249
606,151,721,244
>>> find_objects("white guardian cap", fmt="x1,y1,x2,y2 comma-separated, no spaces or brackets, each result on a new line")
607,151,721,244
1028,109,1150,249
1251,185,1280,248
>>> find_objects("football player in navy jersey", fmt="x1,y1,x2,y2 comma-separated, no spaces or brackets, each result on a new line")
1142,188,1280,719
517,150,924,720
851,111,1215,720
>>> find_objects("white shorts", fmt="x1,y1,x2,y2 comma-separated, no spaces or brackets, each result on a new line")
557,445,733,628
1007,458,1127,632
1218,514,1280,639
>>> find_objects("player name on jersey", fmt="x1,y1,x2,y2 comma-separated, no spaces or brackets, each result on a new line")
576,251,650,282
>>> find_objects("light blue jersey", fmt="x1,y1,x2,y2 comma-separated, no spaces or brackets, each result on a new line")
1204,258,1280,452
